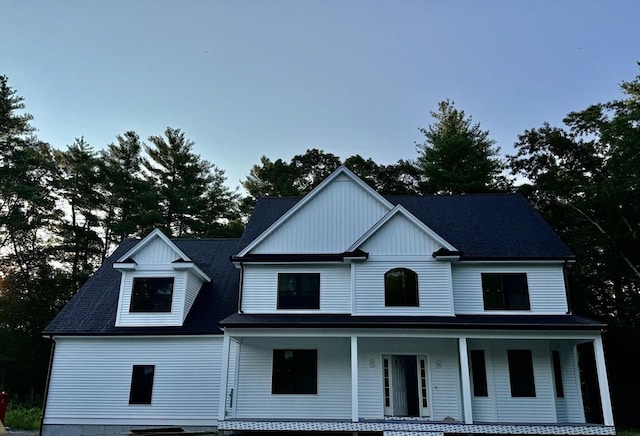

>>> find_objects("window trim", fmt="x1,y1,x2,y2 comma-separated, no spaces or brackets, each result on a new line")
271,349,318,395
129,364,155,405
507,349,536,398
384,267,419,307
277,273,320,310
481,273,530,311
129,277,175,313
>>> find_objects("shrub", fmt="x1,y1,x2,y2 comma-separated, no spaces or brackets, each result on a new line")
4,404,41,430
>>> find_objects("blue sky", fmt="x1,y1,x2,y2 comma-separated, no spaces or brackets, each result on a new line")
1,0,638,191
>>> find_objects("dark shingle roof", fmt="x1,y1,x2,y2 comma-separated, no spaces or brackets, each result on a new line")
220,313,604,330
44,238,240,336
239,193,573,260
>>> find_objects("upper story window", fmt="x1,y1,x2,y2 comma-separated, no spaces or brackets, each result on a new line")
481,273,530,310
130,277,174,312
277,273,320,309
385,268,419,307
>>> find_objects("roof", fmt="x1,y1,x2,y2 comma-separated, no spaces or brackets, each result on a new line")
44,238,240,336
239,193,573,260
220,313,605,331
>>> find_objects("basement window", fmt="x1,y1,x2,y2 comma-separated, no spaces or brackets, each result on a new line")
129,365,155,404
130,277,174,312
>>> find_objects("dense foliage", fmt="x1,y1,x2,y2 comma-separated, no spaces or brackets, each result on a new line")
0,70,639,427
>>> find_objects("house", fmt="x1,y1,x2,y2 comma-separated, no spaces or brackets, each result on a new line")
42,166,615,436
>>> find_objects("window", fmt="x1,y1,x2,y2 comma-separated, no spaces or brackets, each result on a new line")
277,273,320,309
130,277,174,312
482,273,530,310
470,350,488,397
385,268,419,306
272,350,317,394
508,350,536,397
552,350,564,398
129,365,155,404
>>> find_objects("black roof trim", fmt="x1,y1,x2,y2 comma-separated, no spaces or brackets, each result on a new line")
220,313,605,331
232,250,369,263
459,256,575,261
432,248,462,258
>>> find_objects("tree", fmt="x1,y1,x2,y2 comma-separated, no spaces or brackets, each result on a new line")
416,100,508,194
145,127,239,237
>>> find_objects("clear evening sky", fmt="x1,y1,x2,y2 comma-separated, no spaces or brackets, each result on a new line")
1,0,638,191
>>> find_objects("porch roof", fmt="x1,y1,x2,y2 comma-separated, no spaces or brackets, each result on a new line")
220,313,605,330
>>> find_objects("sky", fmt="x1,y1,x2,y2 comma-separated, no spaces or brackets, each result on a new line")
1,0,639,192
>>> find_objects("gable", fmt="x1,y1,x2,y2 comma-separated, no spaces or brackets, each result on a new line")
132,236,183,264
250,171,392,254
360,212,446,256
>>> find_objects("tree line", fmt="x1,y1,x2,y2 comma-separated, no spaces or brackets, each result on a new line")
0,71,639,426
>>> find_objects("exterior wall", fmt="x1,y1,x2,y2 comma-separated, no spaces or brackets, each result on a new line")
354,260,453,315
183,271,204,321
234,337,352,420
357,337,462,421
452,263,568,314
116,269,187,326
44,336,222,426
252,173,390,253
132,237,181,264
360,213,444,255
553,343,586,423
241,264,351,313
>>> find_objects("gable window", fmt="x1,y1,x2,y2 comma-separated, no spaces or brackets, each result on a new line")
385,268,419,306
470,350,488,397
552,350,565,398
272,350,317,394
129,365,155,404
130,277,174,312
508,349,536,397
482,273,530,310
277,273,320,309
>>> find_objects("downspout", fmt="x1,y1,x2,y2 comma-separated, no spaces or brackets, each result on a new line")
39,337,56,436
563,260,573,314
237,263,244,313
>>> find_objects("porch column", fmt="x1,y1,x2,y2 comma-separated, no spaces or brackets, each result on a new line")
218,332,231,422
351,335,359,423
458,337,473,424
593,336,614,426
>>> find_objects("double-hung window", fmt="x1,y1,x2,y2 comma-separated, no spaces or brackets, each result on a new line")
129,365,155,404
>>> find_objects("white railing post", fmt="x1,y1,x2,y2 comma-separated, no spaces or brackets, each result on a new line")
593,336,614,426
351,335,359,422
458,337,473,424
218,332,231,422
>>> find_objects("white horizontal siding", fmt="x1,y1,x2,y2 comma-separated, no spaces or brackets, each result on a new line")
252,174,390,253
234,337,352,420
116,270,186,326
183,271,204,321
490,340,557,423
241,264,351,313
467,340,497,422
452,263,568,314
132,237,180,264
553,343,585,423
361,213,444,255
354,261,453,315
45,336,221,425
357,337,461,421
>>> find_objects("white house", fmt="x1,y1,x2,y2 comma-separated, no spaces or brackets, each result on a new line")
42,166,615,436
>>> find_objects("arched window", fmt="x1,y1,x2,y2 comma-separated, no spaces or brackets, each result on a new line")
384,268,419,307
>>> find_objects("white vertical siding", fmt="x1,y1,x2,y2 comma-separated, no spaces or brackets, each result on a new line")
45,336,222,425
132,238,180,264
234,337,352,419
360,214,443,255
489,340,557,423
252,174,390,253
116,270,187,327
452,263,568,314
357,338,461,421
183,271,204,321
354,261,453,315
241,264,351,313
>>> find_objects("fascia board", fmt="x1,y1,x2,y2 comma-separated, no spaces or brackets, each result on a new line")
116,228,191,263
172,262,211,282
347,204,457,252
236,165,394,257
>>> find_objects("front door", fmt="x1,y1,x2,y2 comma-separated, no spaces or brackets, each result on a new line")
383,355,431,417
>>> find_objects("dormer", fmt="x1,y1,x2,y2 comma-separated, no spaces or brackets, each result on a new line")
113,229,210,327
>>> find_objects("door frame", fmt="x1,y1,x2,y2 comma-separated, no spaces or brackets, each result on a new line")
381,353,432,418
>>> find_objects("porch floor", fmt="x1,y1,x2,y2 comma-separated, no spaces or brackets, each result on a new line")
217,418,616,435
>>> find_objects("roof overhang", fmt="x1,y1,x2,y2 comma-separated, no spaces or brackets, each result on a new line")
231,249,369,266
